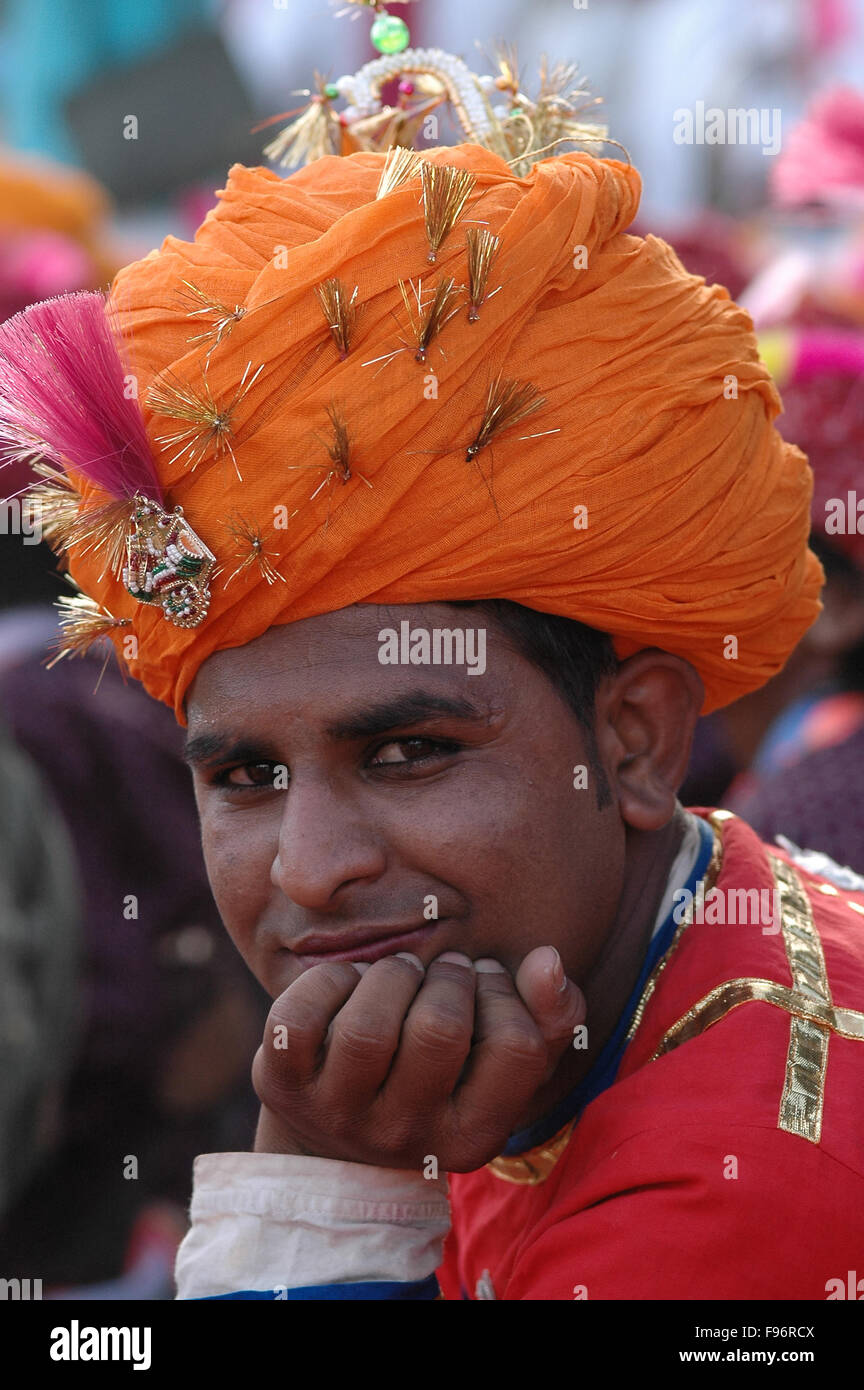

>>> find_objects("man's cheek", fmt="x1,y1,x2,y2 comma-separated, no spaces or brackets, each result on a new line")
200,818,264,936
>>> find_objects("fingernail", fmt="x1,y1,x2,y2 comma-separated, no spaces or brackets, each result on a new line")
395,951,424,971
436,951,473,968
474,958,507,973
353,962,371,976
540,946,566,991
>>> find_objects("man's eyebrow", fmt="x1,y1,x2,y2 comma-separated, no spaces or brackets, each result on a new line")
183,734,269,767
327,692,486,741
183,694,487,765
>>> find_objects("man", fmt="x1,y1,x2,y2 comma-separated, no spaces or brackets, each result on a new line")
1,103,862,1299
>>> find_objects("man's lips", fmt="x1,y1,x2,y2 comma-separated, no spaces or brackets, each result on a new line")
289,922,441,965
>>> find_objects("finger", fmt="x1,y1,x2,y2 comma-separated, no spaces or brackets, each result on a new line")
515,947,587,1083
454,960,546,1141
262,959,363,1087
323,952,427,1098
383,951,476,1106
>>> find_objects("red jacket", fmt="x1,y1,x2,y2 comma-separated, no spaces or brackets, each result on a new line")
439,810,864,1300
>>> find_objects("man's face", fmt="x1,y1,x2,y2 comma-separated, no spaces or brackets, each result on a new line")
185,603,625,999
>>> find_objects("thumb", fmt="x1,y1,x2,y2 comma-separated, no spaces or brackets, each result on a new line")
514,946,587,1082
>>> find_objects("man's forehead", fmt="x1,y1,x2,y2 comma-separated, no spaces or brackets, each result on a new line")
185,603,502,731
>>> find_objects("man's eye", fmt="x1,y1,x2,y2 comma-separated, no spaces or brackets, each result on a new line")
369,738,455,767
218,762,281,789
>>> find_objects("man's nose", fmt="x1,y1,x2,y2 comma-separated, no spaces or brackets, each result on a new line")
270,774,387,909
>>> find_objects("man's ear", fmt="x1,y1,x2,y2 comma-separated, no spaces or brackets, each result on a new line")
594,650,704,831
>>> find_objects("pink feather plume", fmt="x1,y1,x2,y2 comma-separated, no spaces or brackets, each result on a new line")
0,290,163,504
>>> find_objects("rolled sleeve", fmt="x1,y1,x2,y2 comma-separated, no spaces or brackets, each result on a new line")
175,1152,451,1300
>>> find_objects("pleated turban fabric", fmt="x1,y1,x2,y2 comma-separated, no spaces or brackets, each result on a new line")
69,143,822,720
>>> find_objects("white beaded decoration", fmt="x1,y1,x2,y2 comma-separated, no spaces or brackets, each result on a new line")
336,48,495,144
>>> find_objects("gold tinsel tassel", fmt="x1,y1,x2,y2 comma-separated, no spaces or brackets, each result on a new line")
286,403,373,530
46,593,131,669
421,162,476,263
260,78,342,168
176,281,247,358
321,402,354,486
376,146,424,199
465,228,502,321
148,362,264,479
27,462,80,555
399,278,462,362
28,461,138,580
467,376,548,461
65,496,140,580
316,278,361,359
464,375,546,520
223,514,286,587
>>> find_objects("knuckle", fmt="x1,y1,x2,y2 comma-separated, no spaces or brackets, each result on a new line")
266,1012,317,1054
252,1045,304,1104
408,1003,469,1052
490,1024,546,1070
312,959,362,992
334,1021,394,1061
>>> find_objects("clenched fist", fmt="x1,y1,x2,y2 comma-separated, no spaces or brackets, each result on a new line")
252,946,587,1173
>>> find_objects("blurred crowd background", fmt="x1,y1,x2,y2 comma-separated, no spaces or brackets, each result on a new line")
1,0,863,1297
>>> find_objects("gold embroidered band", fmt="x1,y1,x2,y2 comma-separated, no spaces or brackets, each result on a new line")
486,1118,577,1186
772,855,832,1144
653,852,864,1145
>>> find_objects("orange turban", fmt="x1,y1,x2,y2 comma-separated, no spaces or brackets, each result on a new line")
61,144,821,721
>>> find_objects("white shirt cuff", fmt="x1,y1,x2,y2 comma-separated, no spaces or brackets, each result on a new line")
175,1152,451,1299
